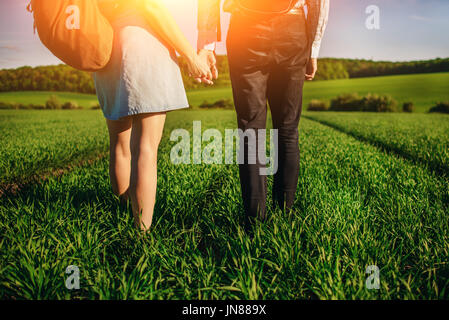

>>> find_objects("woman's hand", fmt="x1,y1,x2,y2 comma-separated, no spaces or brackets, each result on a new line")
186,53,214,85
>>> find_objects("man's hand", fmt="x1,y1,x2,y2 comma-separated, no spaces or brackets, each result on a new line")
194,49,219,85
305,58,318,81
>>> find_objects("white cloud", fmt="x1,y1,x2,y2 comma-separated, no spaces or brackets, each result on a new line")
0,45,21,52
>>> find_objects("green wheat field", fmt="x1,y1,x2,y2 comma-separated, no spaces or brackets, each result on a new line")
0,72,448,299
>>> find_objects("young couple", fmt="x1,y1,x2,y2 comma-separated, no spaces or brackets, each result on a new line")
94,0,329,231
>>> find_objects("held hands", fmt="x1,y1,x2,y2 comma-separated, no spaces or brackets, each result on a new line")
186,52,213,85
187,50,218,85
199,49,219,82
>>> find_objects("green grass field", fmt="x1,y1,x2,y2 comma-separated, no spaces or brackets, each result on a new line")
1,72,448,112
0,107,448,299
0,91,100,108
189,72,449,113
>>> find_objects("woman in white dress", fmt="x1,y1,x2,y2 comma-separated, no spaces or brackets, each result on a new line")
95,0,214,231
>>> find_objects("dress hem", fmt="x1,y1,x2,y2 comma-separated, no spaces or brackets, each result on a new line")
102,104,190,121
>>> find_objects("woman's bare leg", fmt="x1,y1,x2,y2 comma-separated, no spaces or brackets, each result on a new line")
129,113,167,231
106,118,132,202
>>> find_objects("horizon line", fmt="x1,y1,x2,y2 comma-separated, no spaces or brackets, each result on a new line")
2,56,449,71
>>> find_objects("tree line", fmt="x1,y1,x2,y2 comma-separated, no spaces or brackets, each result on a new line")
1,57,448,94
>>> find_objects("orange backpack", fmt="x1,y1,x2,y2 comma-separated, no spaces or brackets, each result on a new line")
27,0,114,72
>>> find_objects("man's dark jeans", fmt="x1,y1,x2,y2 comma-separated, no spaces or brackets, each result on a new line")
226,10,310,225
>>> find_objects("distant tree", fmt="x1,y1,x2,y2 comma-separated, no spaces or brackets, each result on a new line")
308,99,328,111
0,57,448,93
429,102,449,114
46,95,62,110
403,102,414,113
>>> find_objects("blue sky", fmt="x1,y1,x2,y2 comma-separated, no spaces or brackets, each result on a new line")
1,0,448,69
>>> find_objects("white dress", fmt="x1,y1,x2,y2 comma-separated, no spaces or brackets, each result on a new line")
94,9,189,120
